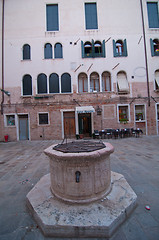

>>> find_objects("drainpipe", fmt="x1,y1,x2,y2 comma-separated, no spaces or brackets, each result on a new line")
1,0,5,114
140,0,150,106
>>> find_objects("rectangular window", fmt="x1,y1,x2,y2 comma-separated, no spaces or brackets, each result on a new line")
39,113,49,125
135,105,145,121
46,4,59,31
147,2,159,28
85,3,98,29
6,115,15,126
118,105,129,123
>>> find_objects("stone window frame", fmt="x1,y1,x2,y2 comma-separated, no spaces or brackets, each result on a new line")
117,104,130,123
38,112,50,126
4,114,16,127
134,104,146,122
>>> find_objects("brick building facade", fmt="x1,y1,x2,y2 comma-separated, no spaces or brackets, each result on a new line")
0,0,159,141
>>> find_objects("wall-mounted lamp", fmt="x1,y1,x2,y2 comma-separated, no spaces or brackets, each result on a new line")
1,89,10,96
96,106,102,115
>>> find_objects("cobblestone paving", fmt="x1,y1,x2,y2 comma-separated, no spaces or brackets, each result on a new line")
0,136,159,240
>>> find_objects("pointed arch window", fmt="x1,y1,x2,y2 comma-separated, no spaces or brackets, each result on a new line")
113,39,128,57
23,44,31,60
22,74,32,95
78,73,88,93
90,72,100,92
37,73,47,94
61,73,71,93
49,73,59,93
44,43,52,59
102,72,111,92
54,43,63,58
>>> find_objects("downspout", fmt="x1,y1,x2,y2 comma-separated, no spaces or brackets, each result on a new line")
1,0,5,114
140,0,150,106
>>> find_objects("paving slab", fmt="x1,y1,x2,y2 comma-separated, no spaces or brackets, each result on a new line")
0,136,159,239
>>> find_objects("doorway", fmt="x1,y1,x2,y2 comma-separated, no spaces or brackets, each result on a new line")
64,112,76,138
78,113,92,137
18,115,29,140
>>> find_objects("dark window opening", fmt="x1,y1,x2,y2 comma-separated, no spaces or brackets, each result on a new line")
39,113,49,125
61,73,71,93
54,43,63,58
37,74,47,94
23,44,31,60
49,73,59,93
22,74,32,95
44,43,52,59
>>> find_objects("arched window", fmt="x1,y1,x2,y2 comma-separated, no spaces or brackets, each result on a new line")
113,39,128,57
37,73,47,94
49,73,59,93
54,43,63,58
23,44,31,60
44,43,52,59
78,73,88,93
61,73,71,93
22,74,32,95
90,72,100,92
150,39,159,56
81,40,105,58
84,41,92,57
155,70,159,91
117,71,129,93
94,41,102,57
116,40,123,56
102,72,111,92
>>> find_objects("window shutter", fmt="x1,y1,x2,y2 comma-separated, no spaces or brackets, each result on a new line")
113,40,117,57
150,38,155,56
147,2,159,28
81,41,84,58
23,75,32,95
46,4,59,31
102,40,106,58
37,74,47,94
49,73,59,93
44,43,52,59
85,3,98,30
92,39,95,58
54,43,63,58
61,73,71,93
23,44,30,60
123,39,128,57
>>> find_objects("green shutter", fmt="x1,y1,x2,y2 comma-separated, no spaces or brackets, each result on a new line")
123,39,128,57
150,38,155,56
85,3,98,30
81,41,84,58
102,40,106,58
113,40,117,57
92,39,95,58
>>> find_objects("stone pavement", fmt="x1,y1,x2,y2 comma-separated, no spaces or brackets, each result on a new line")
0,136,159,240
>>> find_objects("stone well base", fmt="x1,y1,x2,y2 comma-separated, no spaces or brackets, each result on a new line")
26,172,137,238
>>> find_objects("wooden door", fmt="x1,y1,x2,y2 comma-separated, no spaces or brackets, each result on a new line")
64,112,75,138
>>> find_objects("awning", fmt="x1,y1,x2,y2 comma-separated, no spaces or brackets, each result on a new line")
155,72,159,87
76,106,95,114
117,78,129,92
